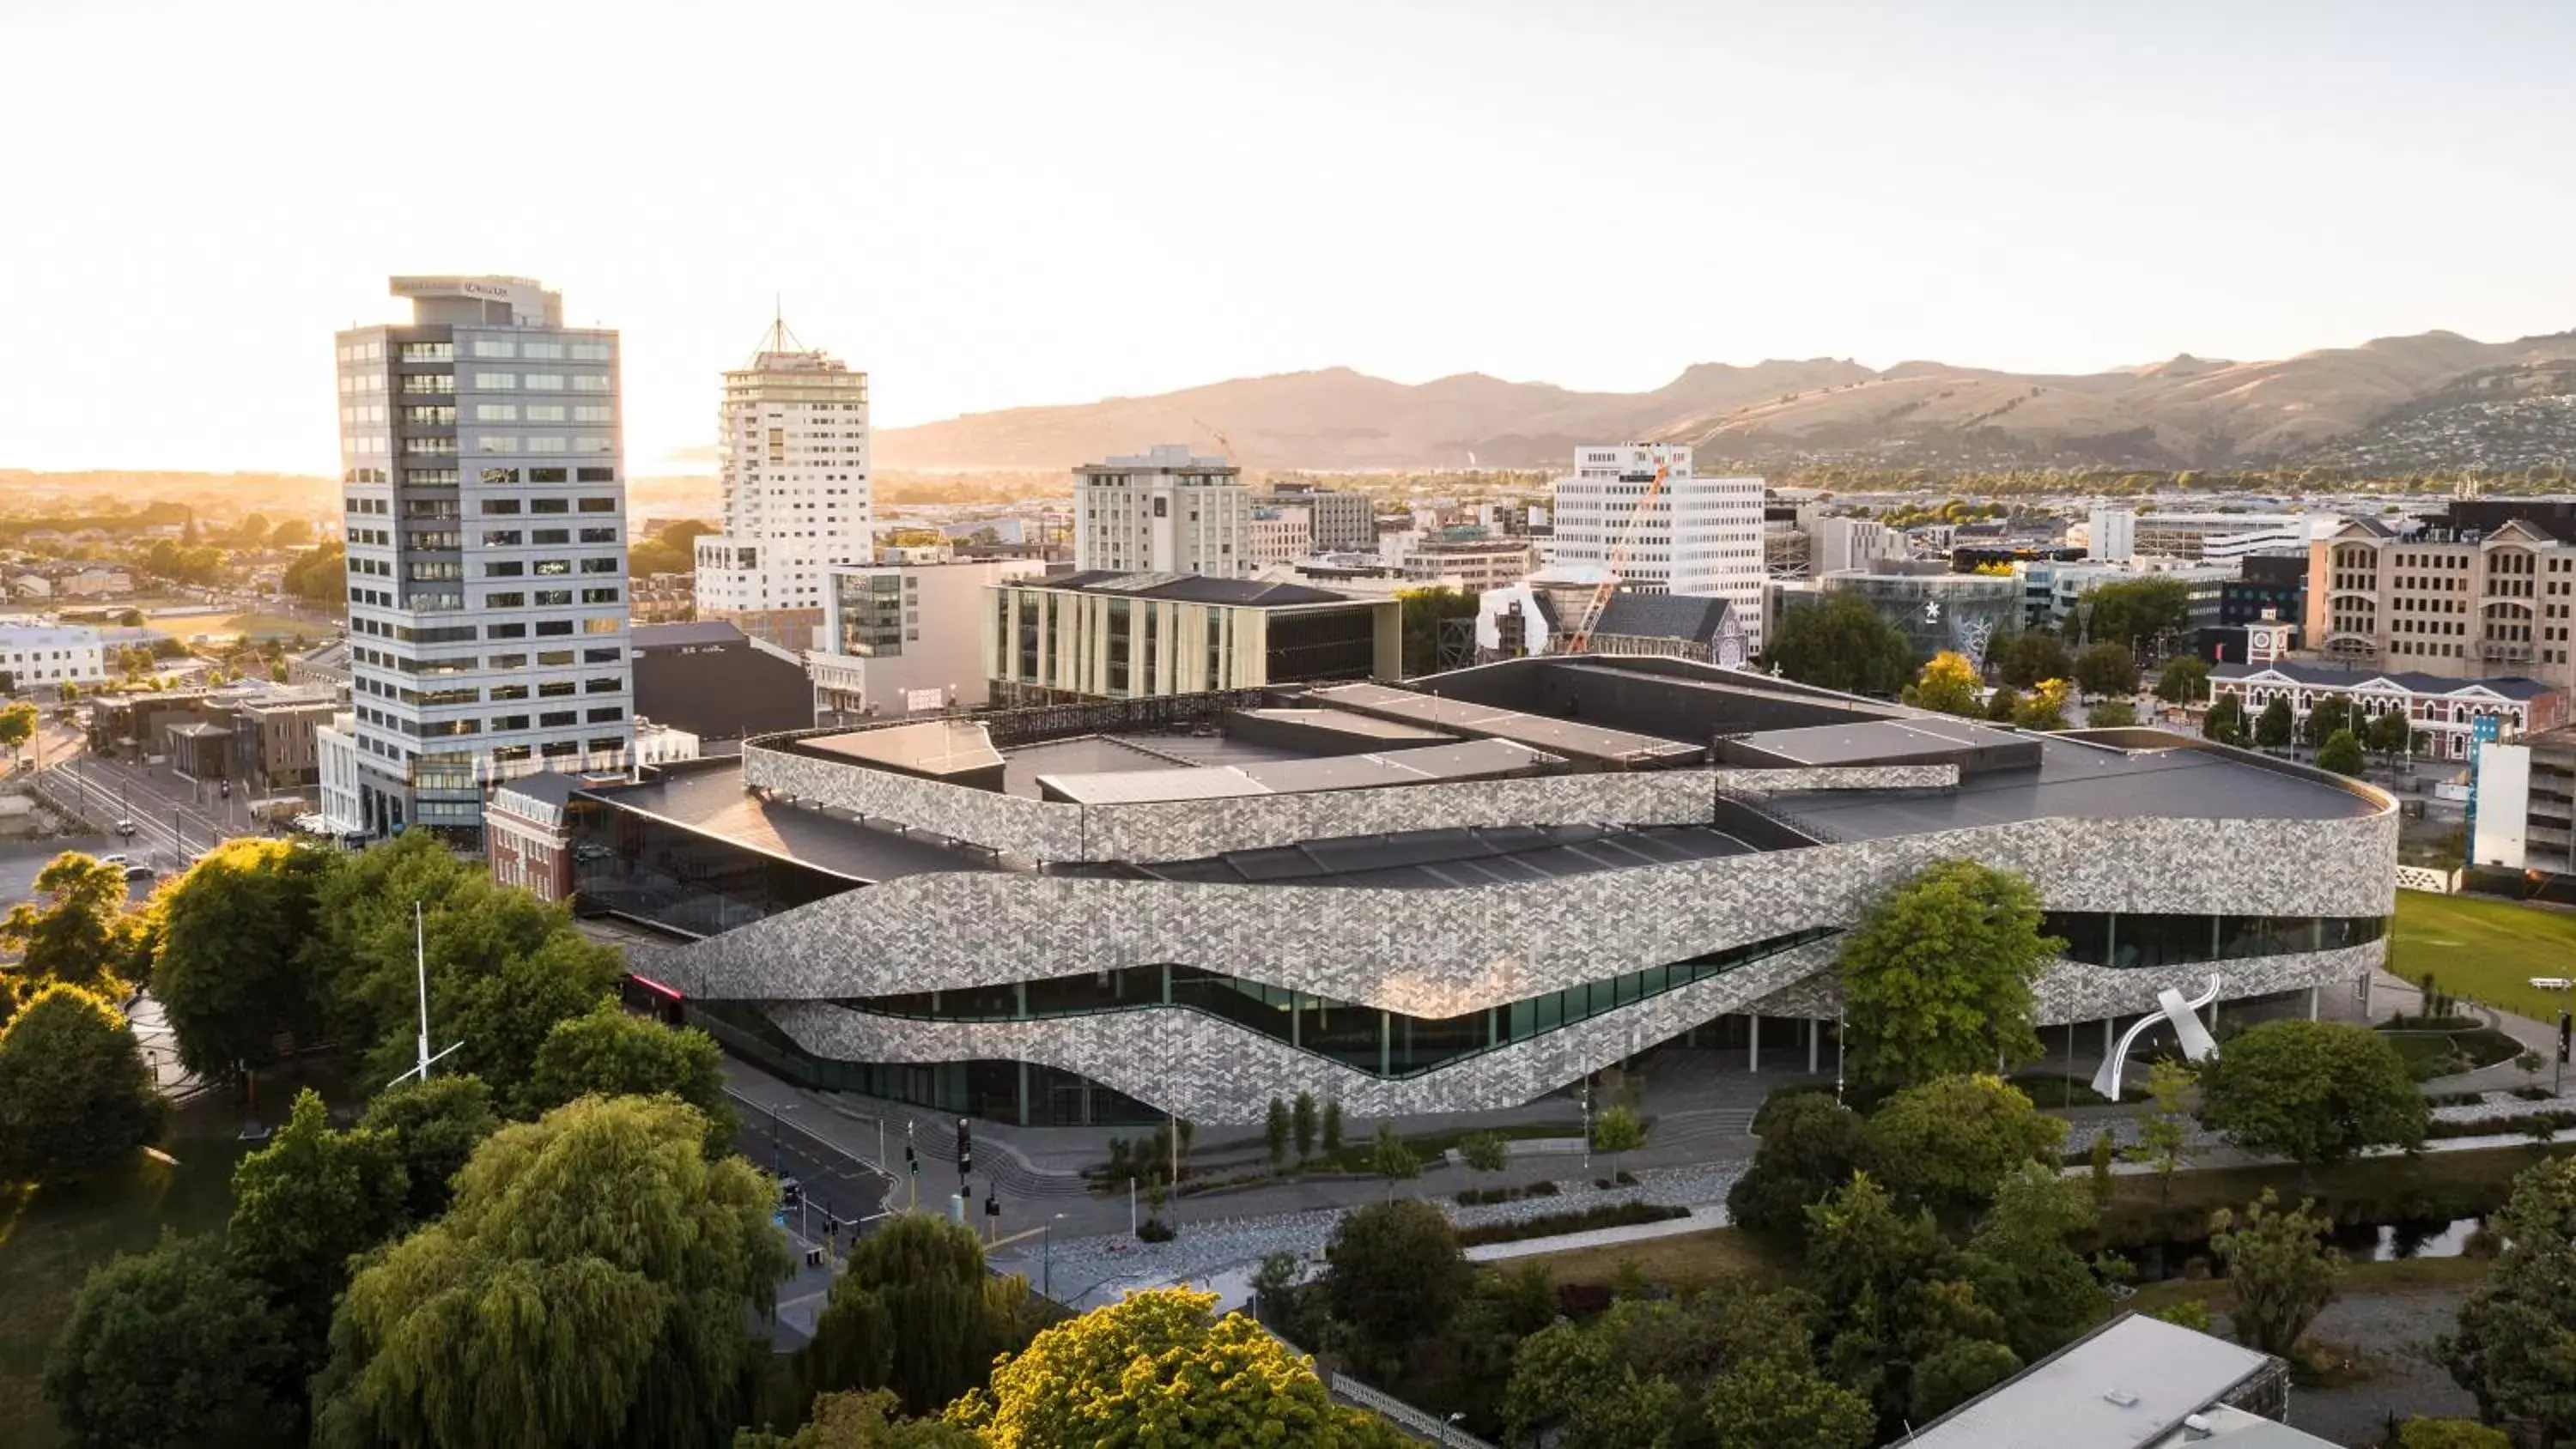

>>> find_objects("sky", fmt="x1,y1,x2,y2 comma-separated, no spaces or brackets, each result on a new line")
3,0,2573,474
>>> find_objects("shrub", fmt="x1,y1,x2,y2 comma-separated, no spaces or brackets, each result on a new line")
1455,1201,1686,1248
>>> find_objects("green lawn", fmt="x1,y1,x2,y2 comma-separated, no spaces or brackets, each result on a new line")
2390,890,2576,1024
0,1113,253,1447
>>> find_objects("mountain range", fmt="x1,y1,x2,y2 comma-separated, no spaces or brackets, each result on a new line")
875,330,2576,473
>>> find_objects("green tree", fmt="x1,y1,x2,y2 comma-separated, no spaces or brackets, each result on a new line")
2155,656,2212,706
1728,1091,1870,1240
312,1095,791,1449
1763,596,1916,696
1504,1316,1679,1449
1801,1173,1947,1325
1323,1197,1472,1353
43,1234,300,1449
1704,1358,1874,1449
2302,695,2354,749
2,852,144,995
1838,860,2059,1088
1396,585,1481,676
0,699,36,768
801,1212,1018,1418
270,518,316,548
1460,1129,1510,1185
2395,1422,2513,1449
2255,697,2294,749
2127,1057,2196,1206
2209,1190,2343,1357
2073,643,2139,698
2082,576,2191,652
2202,691,2247,746
2196,1020,2427,1177
1266,1097,1291,1168
1984,684,2021,722
2087,698,2139,728
1593,1103,1646,1180
228,1088,410,1358
1865,1076,2067,1219
1909,1338,2022,1422
524,997,732,1128
149,838,336,1081
1369,1120,1420,1197
1322,1098,1344,1155
357,1072,501,1222
0,983,162,1185
2368,708,2417,762
738,1388,982,1448
1996,632,2073,690
1293,1091,1318,1164
2014,677,2073,731
1902,651,1984,717
2318,727,2367,776
281,539,347,605
1958,1163,2107,1361
2439,1156,2576,1444
949,1287,1404,1447
2150,1298,2216,1333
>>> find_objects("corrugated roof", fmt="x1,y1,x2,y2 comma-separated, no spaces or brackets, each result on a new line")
2213,661,2557,700
1592,592,1730,644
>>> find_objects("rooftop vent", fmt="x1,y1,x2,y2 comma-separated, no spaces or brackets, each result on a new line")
2101,1390,2140,1409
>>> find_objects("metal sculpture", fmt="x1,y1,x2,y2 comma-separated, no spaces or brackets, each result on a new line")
2090,973,2223,1100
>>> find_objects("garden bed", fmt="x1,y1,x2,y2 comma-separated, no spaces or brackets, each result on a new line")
1454,1200,1688,1248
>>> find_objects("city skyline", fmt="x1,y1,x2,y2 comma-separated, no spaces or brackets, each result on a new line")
3,0,2574,474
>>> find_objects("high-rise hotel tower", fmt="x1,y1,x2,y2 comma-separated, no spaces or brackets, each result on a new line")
694,320,872,650
334,276,634,848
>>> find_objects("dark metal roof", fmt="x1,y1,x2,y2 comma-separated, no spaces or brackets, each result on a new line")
630,620,753,649
2213,661,2557,700
1032,571,1363,606
496,770,583,808
1092,822,1755,889
576,767,991,882
1306,682,1704,765
1591,592,1730,644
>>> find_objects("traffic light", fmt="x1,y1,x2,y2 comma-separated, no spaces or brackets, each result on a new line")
906,1143,919,1175
824,1213,840,1237
957,1118,973,1176
2559,1010,2570,1064
984,1189,999,1220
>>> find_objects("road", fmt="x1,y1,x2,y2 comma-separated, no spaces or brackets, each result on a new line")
39,753,255,869
727,1088,895,1342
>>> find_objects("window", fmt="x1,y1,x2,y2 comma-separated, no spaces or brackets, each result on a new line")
486,623,526,639
569,343,611,361
477,435,519,453
475,404,519,421
528,468,568,483
523,374,563,391
579,527,616,543
484,562,526,578
534,558,570,574
482,499,521,515
399,342,453,362
538,649,574,666
581,618,618,634
576,496,616,512
524,404,566,422
581,587,619,604
519,341,564,361
483,530,523,547
579,557,617,573
537,621,574,636
490,714,529,731
577,467,616,482
531,498,569,514
472,340,515,359
538,681,576,698
583,647,621,664
573,405,611,423
474,373,517,391
572,376,610,392
586,706,623,724
585,676,621,693
534,589,573,605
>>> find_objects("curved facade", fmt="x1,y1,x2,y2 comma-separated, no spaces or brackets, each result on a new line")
615,660,2397,1124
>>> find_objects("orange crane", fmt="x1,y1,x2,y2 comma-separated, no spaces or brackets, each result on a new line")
1564,458,1668,653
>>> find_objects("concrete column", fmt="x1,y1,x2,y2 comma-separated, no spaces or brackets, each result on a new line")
1747,1013,1760,1072
1807,1018,1820,1073
2103,1016,2115,1064
2309,985,2319,1022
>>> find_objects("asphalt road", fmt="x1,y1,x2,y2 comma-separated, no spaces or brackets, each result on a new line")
40,753,255,869
0,835,158,905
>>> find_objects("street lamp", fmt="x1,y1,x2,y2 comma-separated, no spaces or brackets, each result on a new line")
2531,977,2572,1095
768,1100,797,1180
1442,1411,1464,1447
1042,1210,1066,1300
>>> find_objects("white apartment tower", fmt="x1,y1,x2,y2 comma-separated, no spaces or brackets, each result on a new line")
335,276,634,848
1072,445,1249,577
1550,444,1768,655
695,321,873,650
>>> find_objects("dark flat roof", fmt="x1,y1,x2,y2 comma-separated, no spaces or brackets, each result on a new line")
1728,716,2034,767
629,620,751,649
2214,661,2556,700
1308,682,1703,766
1031,571,1363,607
1231,706,1452,743
1113,822,1756,889
1768,733,2378,841
579,767,988,882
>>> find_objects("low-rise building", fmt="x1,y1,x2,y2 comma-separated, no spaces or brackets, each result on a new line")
629,621,815,747
486,771,580,903
230,694,342,791
1904,1313,2316,1448
1403,534,1538,592
2210,660,2562,762
1258,484,1376,553
985,571,1400,707
0,623,106,690
809,553,1043,721
316,710,365,837
1245,506,1314,568
60,567,134,597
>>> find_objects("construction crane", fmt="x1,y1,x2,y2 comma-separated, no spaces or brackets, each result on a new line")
1564,458,1668,653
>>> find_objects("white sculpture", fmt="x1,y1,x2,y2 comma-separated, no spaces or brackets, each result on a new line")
2090,974,2223,1100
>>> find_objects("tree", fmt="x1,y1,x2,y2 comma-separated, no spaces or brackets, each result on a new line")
357,1072,500,1223
2395,1422,2513,1449
2013,677,2073,731
0,983,162,1185
0,699,36,768
1704,1358,1875,1449
2156,656,2212,706
228,1088,410,1359
950,1288,1404,1447
2196,1020,2427,1176
2254,696,2294,749
738,1389,981,1448
1801,1173,1947,1324
2440,1156,2576,1443
1,852,144,995
280,539,347,605
1984,684,2022,723
2318,727,2367,776
1293,1091,1318,1164
1838,859,2058,1088
1594,1103,1646,1179
802,1213,1018,1418
2302,696,2354,749
1460,1129,1510,1186
1322,1098,1344,1155
1266,1097,1291,1167
1902,651,1984,717
2087,698,2139,728
1957,1164,2107,1361
2202,691,2247,746
1865,1076,2066,1219
2127,1058,2196,1206
2209,1190,2343,1357
150,838,336,1081
311,1095,791,1449
524,997,732,1128
1323,1197,1472,1351
1504,1316,1680,1449
2073,643,2139,698
1395,586,1481,676
2369,708,2417,762
2082,576,2191,652
1996,632,2073,690
1728,1092,1870,1240
43,1234,300,1449
270,517,316,548
1909,1338,2022,1422
1763,596,1916,696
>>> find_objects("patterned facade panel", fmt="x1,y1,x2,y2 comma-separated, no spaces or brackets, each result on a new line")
661,809,2397,1016
1739,940,2390,1025
743,741,1079,861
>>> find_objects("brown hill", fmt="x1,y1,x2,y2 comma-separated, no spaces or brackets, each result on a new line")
875,331,2576,471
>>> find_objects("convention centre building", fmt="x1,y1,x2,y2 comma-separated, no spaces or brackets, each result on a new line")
557,657,2397,1125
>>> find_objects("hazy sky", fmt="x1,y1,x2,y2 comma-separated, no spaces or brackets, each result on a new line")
4,0,2573,473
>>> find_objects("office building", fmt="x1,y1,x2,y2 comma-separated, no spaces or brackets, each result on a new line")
2311,501,2576,683
1402,534,1540,592
2210,660,2561,763
1261,483,1377,553
2087,507,2136,562
229,694,343,792
0,623,106,690
2137,512,2323,561
808,550,1044,718
985,572,1400,706
574,655,2394,1125
1549,445,1767,654
335,276,635,847
1072,446,1249,577
316,711,364,836
693,325,872,650
1246,505,1314,567
1807,513,1905,576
